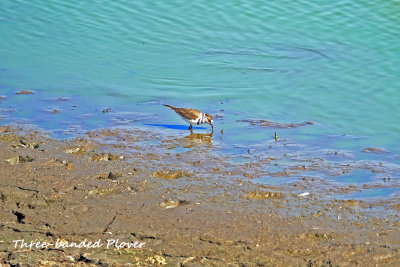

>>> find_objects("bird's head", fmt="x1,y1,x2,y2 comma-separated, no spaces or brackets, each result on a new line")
205,113,213,130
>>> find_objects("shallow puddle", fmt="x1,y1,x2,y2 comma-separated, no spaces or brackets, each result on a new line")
168,146,193,153
328,169,375,185
256,176,296,185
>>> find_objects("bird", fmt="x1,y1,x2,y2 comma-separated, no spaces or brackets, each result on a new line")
163,104,213,132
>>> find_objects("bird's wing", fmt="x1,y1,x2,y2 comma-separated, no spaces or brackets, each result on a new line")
174,108,202,120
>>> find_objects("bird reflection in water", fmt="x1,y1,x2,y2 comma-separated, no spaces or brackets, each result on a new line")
183,132,213,144
166,132,213,151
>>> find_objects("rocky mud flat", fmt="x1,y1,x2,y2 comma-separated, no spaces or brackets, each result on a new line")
0,125,399,266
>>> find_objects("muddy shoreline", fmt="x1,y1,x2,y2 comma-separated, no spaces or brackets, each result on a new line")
0,125,399,266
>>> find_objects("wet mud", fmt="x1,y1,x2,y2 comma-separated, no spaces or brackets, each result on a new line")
0,125,399,266
15,90,35,95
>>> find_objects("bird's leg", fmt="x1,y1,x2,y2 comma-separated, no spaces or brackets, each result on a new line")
188,125,193,130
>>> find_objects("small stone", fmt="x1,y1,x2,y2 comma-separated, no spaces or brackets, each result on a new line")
298,192,310,197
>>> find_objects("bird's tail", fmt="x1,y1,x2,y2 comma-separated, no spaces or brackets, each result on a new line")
163,104,177,110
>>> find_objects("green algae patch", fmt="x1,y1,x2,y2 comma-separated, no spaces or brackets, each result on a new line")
160,199,190,209
6,155,34,165
151,169,192,179
90,152,122,161
87,187,118,197
242,191,284,200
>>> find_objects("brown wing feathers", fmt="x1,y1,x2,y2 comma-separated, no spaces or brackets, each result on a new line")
163,104,201,120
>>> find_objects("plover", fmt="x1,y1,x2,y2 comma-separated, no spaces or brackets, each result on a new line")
163,104,213,131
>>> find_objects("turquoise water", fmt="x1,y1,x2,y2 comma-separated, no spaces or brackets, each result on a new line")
1,1,399,156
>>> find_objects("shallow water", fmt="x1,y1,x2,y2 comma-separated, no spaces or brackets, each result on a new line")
1,1,399,198
336,187,400,200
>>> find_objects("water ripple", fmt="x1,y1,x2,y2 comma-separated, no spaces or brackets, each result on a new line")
0,0,399,154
